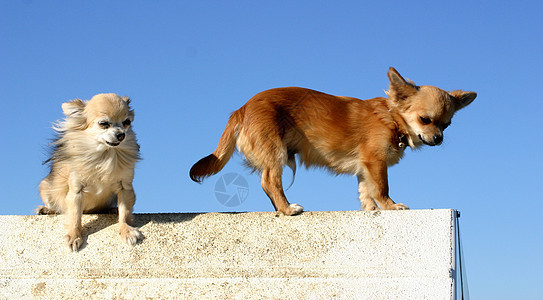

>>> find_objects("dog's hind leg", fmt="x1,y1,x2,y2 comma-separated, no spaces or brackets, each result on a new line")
357,175,379,211
37,179,61,214
261,166,303,216
36,206,59,215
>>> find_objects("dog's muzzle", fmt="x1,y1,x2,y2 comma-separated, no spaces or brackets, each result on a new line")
106,132,126,147
419,134,443,146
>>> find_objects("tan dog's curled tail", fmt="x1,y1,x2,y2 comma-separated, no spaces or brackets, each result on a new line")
190,108,244,183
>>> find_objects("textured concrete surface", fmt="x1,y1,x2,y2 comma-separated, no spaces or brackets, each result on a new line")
0,210,457,299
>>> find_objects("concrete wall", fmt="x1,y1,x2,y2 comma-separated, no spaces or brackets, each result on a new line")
0,210,457,299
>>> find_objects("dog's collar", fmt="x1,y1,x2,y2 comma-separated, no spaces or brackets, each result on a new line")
388,106,410,150
398,133,408,149
393,121,409,150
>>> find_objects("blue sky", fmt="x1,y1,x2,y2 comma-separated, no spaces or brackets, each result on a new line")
1,1,542,298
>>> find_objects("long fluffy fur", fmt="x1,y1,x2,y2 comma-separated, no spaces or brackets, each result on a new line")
39,93,142,251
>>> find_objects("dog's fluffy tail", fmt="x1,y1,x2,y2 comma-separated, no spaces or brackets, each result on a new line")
190,108,244,183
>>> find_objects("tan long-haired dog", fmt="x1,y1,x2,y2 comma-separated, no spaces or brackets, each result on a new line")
39,93,142,251
190,68,476,215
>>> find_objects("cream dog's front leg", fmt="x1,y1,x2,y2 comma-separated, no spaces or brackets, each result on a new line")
117,181,143,246
64,177,84,251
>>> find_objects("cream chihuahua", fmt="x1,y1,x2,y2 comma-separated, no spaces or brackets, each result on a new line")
39,93,142,251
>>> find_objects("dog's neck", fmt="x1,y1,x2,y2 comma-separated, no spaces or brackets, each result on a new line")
387,107,413,150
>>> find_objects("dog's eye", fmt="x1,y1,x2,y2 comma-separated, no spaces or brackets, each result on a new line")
419,116,432,125
98,121,110,129
122,119,131,127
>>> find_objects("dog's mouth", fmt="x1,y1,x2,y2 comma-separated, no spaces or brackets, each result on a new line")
418,134,441,146
105,141,121,147
419,135,430,146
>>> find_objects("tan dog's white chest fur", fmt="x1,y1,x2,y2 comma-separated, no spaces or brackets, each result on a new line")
191,68,476,215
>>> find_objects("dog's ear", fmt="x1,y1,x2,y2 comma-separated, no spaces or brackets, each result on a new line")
121,96,135,119
388,67,408,86
387,67,418,101
450,90,477,111
61,99,86,117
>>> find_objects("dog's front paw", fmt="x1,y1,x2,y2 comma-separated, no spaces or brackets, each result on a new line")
284,203,304,216
65,231,83,252
392,203,409,210
120,224,143,247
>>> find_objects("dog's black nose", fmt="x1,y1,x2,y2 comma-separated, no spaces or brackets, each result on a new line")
117,133,125,141
433,135,443,145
